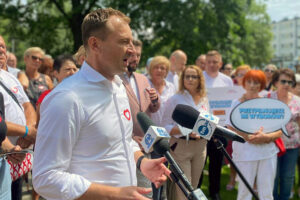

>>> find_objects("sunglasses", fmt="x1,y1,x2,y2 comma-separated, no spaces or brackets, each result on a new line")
184,75,200,80
280,79,294,86
31,55,43,62
264,69,274,73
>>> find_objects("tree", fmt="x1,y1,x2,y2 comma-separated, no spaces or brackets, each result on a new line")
0,0,273,68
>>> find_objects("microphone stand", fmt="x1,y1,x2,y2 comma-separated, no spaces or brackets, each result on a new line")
165,151,207,200
213,137,260,200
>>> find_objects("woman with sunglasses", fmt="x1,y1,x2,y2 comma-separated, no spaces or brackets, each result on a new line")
269,68,300,200
162,65,208,200
23,47,53,108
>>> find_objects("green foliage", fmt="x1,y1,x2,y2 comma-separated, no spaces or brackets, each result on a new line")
0,0,273,69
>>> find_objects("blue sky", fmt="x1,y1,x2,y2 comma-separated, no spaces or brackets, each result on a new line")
263,0,300,21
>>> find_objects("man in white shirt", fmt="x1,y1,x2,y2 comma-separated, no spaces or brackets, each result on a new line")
33,8,170,200
201,50,233,200
0,35,37,199
166,50,187,91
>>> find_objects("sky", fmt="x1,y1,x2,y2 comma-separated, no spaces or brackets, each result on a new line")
262,0,300,22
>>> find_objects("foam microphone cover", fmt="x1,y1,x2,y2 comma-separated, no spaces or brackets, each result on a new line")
0,116,7,144
153,139,170,155
172,104,200,129
137,112,154,134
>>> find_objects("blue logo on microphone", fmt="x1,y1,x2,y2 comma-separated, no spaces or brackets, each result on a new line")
145,134,155,148
204,114,214,121
156,127,169,137
196,119,212,136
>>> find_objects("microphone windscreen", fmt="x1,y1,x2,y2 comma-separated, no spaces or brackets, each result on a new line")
172,104,200,129
153,139,170,155
0,117,6,144
137,112,154,134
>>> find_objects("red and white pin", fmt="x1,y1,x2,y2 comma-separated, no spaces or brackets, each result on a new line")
11,87,18,93
123,109,131,121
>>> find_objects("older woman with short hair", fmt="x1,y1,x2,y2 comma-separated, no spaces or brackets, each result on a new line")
148,56,176,126
270,68,300,200
24,47,53,108
234,64,251,86
162,65,208,200
226,70,282,200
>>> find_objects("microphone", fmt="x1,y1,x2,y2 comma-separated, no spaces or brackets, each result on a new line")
0,117,7,145
137,112,170,153
137,112,207,200
172,104,245,143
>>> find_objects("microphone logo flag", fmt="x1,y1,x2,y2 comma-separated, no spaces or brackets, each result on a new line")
141,126,170,153
145,134,155,149
192,111,219,140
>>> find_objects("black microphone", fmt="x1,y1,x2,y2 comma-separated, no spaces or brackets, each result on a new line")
172,104,245,143
137,112,208,200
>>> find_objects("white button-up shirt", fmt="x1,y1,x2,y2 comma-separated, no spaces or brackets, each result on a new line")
203,71,233,88
161,90,209,138
0,69,27,145
166,71,179,92
149,80,176,126
33,62,139,200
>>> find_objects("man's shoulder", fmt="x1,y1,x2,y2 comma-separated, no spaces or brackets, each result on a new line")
217,72,233,85
0,69,20,85
133,72,148,80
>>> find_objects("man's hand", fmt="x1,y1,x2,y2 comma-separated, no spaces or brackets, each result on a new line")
115,186,152,200
133,136,144,151
78,184,152,200
140,157,171,188
7,145,25,164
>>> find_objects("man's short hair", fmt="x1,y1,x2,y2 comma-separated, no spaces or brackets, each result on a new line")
206,50,222,61
81,8,130,48
24,47,45,57
133,39,142,48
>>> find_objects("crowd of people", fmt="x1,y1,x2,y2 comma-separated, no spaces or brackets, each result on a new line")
0,7,300,200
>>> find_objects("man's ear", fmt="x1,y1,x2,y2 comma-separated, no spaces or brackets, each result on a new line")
87,36,102,53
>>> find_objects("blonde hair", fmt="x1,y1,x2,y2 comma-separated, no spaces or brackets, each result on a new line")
235,64,251,76
149,56,170,78
73,45,86,64
178,65,206,98
24,47,45,57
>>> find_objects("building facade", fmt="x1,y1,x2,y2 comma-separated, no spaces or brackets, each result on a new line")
271,17,300,71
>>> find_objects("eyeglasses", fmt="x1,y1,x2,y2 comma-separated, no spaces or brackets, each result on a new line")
224,68,232,71
184,75,200,80
264,69,274,73
31,55,43,62
280,79,294,86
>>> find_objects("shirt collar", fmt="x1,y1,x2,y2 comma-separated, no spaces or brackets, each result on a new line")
81,61,123,86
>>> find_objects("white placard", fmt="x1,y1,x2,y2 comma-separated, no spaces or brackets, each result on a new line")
230,98,291,136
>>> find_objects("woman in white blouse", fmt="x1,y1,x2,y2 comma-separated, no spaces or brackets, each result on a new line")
162,65,208,200
148,56,176,126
